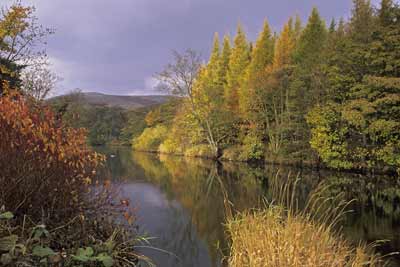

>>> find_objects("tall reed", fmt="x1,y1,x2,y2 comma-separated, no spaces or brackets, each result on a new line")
226,173,388,267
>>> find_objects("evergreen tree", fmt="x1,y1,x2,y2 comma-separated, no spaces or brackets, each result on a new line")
289,7,328,159
224,23,250,113
295,7,327,70
350,0,374,43
294,14,303,41
379,0,394,26
329,18,336,33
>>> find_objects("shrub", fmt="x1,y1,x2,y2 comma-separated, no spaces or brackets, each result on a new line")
239,133,264,161
0,92,143,266
159,138,184,155
133,125,168,152
221,146,243,161
184,144,216,159
0,92,103,221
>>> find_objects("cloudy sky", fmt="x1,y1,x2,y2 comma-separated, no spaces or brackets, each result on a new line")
4,0,381,96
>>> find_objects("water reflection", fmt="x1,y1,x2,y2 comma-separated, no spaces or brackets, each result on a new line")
95,146,400,266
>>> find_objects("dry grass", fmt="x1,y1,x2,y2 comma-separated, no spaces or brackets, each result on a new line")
226,174,387,267
227,207,383,267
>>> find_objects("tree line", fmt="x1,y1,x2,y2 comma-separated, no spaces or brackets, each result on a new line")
135,0,400,174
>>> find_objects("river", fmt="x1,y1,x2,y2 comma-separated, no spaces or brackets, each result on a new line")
95,146,400,267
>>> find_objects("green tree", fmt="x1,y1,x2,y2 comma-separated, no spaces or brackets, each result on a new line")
289,7,328,159
350,0,374,43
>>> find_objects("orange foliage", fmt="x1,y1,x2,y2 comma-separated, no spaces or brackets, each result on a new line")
0,91,104,222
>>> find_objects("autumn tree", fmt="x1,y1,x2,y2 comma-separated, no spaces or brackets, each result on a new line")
224,24,250,113
240,20,274,119
0,2,53,94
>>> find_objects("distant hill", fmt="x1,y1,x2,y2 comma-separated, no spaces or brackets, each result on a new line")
49,92,173,109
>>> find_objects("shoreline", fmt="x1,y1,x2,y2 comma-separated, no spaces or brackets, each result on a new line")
99,144,398,177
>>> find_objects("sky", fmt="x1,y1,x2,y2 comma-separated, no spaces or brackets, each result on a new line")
3,0,382,96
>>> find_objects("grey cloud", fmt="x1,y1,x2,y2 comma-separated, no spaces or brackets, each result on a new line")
3,0,378,95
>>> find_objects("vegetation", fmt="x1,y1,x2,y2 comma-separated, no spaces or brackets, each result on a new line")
0,4,146,266
227,207,382,267
50,91,154,146
226,177,385,267
135,0,400,174
0,90,143,266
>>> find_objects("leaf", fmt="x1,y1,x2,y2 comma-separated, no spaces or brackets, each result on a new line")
32,246,56,258
72,247,94,262
0,253,12,265
0,235,17,252
32,225,49,240
0,212,14,220
95,253,114,267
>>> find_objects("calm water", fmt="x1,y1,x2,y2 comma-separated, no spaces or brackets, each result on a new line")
95,146,400,267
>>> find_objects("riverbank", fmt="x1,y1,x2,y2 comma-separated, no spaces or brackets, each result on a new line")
131,145,399,176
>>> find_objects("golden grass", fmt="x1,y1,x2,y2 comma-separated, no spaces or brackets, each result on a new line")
227,207,383,267
226,175,386,267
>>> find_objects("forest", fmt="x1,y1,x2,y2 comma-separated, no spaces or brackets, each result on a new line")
134,0,400,175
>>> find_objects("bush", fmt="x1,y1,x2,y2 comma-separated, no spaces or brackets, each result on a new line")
184,144,216,159
221,146,243,161
133,125,168,152
159,138,184,155
0,92,103,220
239,133,264,161
0,92,142,266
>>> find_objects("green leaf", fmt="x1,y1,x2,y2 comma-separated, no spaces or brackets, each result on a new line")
72,247,94,262
0,253,13,265
95,253,114,267
32,225,49,240
32,246,56,258
0,212,14,220
0,235,17,252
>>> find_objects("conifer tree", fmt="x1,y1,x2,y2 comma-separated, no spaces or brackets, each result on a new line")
206,33,221,93
218,35,231,87
329,18,336,33
273,22,295,69
288,7,328,159
379,0,394,26
295,7,327,70
224,23,250,113
294,14,303,41
240,19,274,120
350,0,374,43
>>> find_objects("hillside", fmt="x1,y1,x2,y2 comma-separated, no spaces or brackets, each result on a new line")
50,92,172,109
